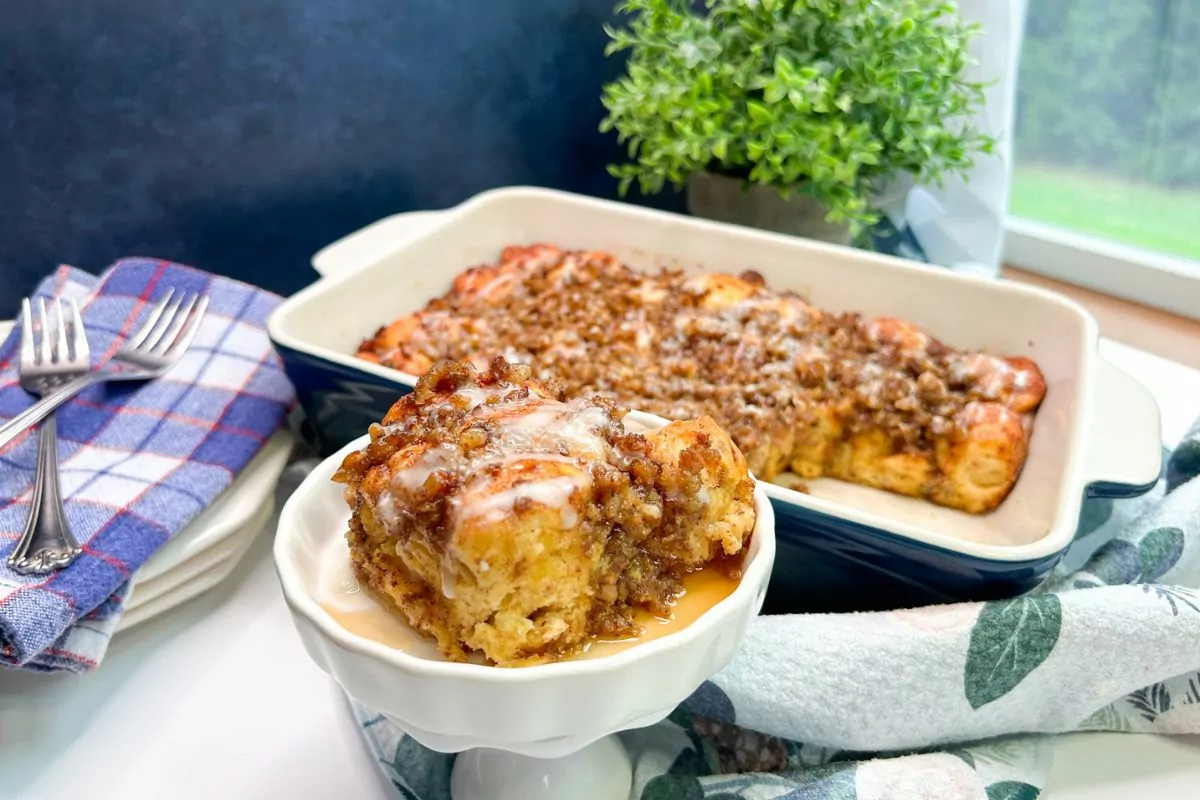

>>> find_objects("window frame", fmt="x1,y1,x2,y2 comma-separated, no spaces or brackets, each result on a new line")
1003,217,1200,322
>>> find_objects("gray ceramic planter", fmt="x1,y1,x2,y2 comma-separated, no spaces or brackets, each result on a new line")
686,171,852,246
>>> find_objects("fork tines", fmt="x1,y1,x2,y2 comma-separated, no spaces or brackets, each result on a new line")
20,297,88,367
126,291,207,357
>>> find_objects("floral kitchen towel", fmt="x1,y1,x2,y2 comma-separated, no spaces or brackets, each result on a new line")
348,415,1200,800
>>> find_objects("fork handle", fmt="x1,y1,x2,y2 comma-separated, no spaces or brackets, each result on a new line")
0,368,162,452
7,414,82,575
0,373,102,453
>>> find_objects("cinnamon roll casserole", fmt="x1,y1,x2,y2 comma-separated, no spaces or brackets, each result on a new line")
356,244,1046,514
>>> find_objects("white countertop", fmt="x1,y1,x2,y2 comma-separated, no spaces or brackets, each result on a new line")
1,339,1198,800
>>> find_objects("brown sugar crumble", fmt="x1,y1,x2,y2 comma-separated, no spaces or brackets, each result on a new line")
356,245,1047,514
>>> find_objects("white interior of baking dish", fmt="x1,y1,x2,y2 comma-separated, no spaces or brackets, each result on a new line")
272,187,1104,562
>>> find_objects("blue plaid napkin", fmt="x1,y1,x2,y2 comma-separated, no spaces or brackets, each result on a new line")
0,259,294,673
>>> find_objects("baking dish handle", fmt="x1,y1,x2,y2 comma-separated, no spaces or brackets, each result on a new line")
311,210,450,278
1083,358,1163,498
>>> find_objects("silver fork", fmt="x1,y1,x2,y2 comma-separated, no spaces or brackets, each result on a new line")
0,290,209,454
7,298,91,574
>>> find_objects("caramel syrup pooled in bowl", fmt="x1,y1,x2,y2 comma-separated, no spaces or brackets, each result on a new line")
317,541,740,665
575,566,740,661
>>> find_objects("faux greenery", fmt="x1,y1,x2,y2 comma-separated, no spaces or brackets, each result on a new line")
600,0,995,230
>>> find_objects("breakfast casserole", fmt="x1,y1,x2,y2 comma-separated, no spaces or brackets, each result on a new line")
356,244,1047,514
332,359,756,666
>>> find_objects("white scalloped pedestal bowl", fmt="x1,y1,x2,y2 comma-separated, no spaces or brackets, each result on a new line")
274,434,776,800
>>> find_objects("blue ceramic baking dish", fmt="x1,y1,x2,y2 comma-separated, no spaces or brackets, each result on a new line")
268,187,1163,612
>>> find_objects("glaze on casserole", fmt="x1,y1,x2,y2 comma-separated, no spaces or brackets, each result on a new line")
356,245,1047,514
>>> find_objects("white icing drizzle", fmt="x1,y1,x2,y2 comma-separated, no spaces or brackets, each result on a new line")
493,452,582,468
505,402,610,448
548,253,580,287
459,474,585,526
448,385,498,409
947,358,970,385
374,491,397,530
441,555,458,600
395,443,461,490
865,318,884,344
947,354,1032,401
501,346,530,365
976,361,1011,399
856,362,887,409
474,269,520,300
377,390,615,601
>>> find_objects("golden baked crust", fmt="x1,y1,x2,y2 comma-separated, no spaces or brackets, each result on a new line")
357,245,1048,514
332,359,756,666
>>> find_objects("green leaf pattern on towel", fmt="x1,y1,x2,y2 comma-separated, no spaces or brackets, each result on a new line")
1138,526,1186,581
1127,682,1173,722
985,781,1041,800
1143,584,1200,615
1077,702,1134,733
1085,539,1141,586
642,773,704,800
1167,438,1200,491
1073,525,1187,589
965,596,1062,709
1185,672,1200,706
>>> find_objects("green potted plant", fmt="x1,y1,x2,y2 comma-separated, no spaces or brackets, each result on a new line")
599,0,995,245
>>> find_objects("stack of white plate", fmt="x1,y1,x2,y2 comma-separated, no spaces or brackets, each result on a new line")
0,319,294,631
118,430,293,630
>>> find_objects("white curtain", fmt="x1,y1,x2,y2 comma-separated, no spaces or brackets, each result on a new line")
878,0,1028,276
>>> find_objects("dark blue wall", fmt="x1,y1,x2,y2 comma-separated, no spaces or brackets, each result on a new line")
1,0,684,316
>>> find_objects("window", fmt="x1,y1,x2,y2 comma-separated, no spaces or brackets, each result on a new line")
1004,0,1200,319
